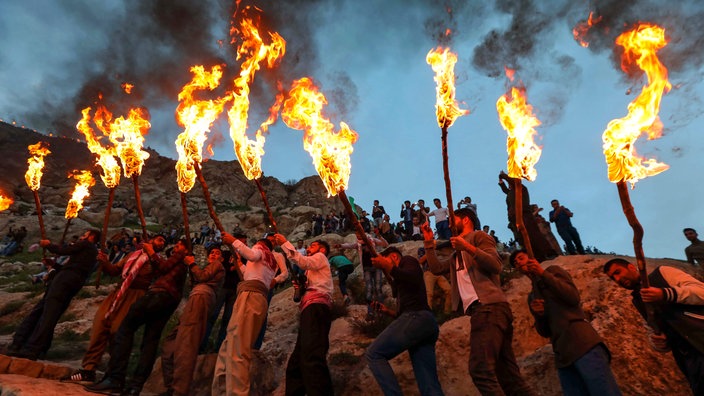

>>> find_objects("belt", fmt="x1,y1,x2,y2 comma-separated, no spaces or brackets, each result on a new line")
465,300,482,316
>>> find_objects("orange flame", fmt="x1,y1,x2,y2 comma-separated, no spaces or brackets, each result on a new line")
496,86,543,181
227,15,286,180
282,77,358,197
426,47,469,129
108,107,151,178
25,142,51,191
122,83,134,94
602,23,670,186
77,107,122,189
175,65,230,193
0,191,13,212
64,170,96,219
573,12,603,48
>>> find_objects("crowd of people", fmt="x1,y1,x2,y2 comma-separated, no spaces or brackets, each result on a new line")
2,184,703,396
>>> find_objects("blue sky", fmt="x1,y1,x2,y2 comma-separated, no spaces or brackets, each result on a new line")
1,0,703,260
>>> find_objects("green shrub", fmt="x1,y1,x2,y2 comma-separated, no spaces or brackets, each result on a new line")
0,300,25,317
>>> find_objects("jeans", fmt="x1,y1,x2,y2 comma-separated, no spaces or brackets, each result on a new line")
364,268,383,304
557,226,585,255
468,302,536,396
200,287,237,353
366,310,444,396
557,344,621,396
435,220,451,240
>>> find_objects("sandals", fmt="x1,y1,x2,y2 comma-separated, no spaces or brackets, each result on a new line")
60,369,96,383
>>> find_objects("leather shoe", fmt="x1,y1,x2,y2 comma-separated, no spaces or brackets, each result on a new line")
84,378,123,394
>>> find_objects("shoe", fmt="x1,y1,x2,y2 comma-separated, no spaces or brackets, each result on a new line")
120,386,141,396
84,378,123,394
61,369,96,383
9,350,38,361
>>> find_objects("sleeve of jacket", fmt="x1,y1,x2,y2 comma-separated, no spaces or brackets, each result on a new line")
658,266,704,305
528,293,551,338
470,232,502,275
423,239,451,276
190,259,225,283
539,266,581,307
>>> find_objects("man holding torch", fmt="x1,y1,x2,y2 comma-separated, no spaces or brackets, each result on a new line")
62,234,167,383
211,233,277,396
604,258,704,395
272,233,334,396
9,229,100,360
421,209,536,396
510,250,621,395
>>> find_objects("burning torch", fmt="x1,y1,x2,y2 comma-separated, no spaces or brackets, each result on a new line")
76,106,122,250
0,190,12,212
108,107,152,241
61,170,96,244
175,64,231,251
426,47,469,236
600,23,671,290
496,80,543,260
227,14,286,234
281,78,383,269
25,142,51,241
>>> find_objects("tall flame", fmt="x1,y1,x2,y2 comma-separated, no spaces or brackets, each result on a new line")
497,86,543,181
25,142,51,191
108,107,151,178
573,12,603,48
65,170,96,219
227,15,286,180
602,23,670,186
282,77,358,197
76,107,122,189
175,65,230,193
0,190,13,212
426,47,469,128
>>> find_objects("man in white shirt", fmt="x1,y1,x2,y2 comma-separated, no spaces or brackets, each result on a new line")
211,234,277,396
427,198,451,240
274,234,334,396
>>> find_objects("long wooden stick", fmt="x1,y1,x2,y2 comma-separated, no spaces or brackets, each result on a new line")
180,192,192,252
193,162,225,233
132,175,148,240
32,190,46,240
513,178,535,259
441,126,457,235
616,181,649,288
60,218,72,245
255,178,278,233
101,188,116,250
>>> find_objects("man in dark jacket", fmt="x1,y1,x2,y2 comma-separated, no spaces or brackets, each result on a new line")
604,258,704,395
9,229,100,360
87,238,189,395
511,250,621,395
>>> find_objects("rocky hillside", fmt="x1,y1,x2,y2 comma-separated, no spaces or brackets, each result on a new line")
0,122,344,243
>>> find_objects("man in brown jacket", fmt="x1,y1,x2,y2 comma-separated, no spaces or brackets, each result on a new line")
422,208,535,395
511,250,621,395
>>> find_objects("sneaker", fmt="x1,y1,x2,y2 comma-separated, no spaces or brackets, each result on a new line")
61,369,96,383
84,377,123,394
